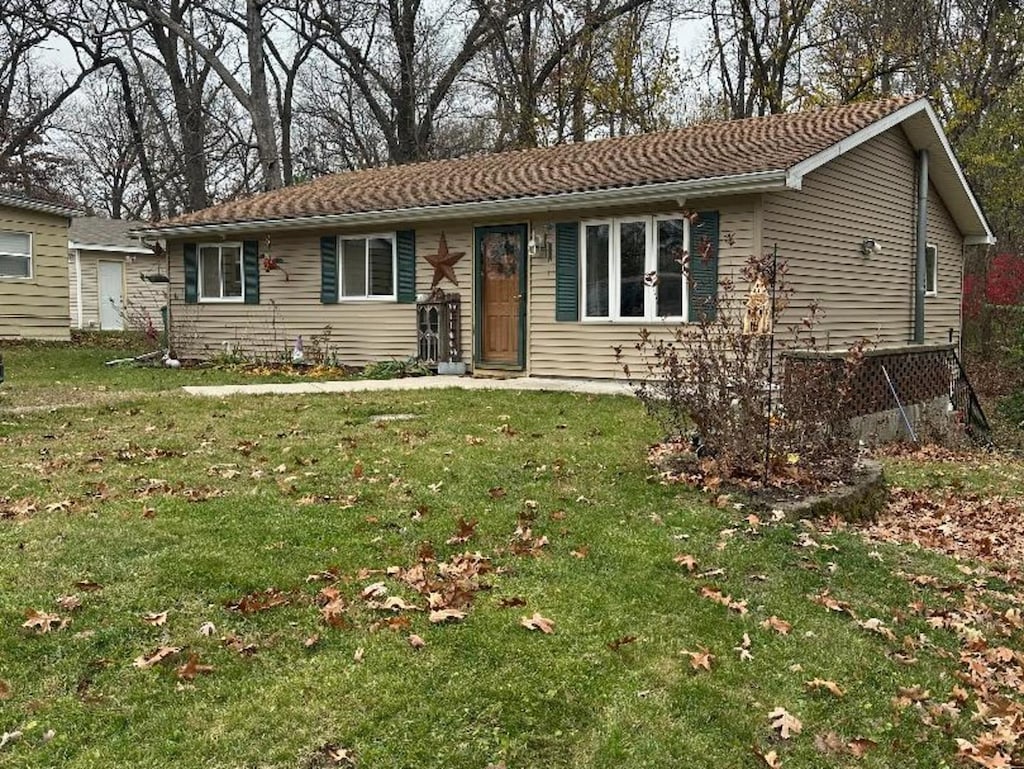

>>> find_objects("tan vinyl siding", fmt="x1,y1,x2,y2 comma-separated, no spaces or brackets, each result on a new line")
528,199,758,379
70,250,167,330
761,126,965,349
0,205,70,340
925,186,964,345
169,229,474,364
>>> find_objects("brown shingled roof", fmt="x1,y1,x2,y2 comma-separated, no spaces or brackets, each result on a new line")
158,97,916,229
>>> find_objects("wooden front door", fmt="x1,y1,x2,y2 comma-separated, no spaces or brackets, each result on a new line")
475,224,527,369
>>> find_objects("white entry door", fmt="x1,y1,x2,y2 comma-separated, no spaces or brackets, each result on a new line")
98,261,125,330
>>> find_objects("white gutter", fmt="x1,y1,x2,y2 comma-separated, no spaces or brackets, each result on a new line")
0,192,79,219
70,241,155,255
74,248,84,329
133,171,789,238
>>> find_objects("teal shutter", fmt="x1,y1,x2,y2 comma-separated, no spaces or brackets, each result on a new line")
243,239,259,304
555,222,579,321
396,229,416,303
320,235,337,304
688,211,720,322
183,242,198,304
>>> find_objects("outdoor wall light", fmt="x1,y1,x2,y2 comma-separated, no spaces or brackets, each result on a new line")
861,239,883,256
530,224,554,262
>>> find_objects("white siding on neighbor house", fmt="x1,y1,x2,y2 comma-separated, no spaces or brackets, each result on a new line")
760,125,965,350
69,250,167,330
0,205,70,340
527,198,760,379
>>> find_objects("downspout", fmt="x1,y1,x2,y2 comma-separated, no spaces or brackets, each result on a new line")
914,149,929,344
74,248,84,329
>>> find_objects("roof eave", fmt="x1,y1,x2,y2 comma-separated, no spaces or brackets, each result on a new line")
0,193,79,219
133,171,789,239
69,240,156,254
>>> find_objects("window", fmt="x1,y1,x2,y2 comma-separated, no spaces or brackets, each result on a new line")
339,235,396,299
0,230,31,278
582,215,689,320
925,244,937,296
199,243,243,301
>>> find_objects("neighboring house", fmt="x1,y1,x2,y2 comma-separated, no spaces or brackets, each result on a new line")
68,217,166,332
0,192,77,341
136,97,992,390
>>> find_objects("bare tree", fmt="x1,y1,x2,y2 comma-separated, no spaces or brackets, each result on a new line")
122,0,284,192
0,0,122,196
703,0,819,118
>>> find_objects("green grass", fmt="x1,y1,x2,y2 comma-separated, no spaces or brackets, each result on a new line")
0,343,1020,767
0,343,351,411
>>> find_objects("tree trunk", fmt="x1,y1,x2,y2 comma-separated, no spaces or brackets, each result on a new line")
246,0,283,189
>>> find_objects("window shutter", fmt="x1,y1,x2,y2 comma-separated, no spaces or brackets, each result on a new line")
320,235,337,304
555,222,579,321
243,239,260,304
688,211,720,322
396,229,416,303
183,242,198,304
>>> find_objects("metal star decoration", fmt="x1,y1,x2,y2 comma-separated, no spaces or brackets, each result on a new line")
424,232,465,288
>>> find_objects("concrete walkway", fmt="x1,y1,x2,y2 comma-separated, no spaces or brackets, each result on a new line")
183,376,634,398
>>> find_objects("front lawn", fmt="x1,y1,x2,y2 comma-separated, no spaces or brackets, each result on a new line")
1,347,1022,767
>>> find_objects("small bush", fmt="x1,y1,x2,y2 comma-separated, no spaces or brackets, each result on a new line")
619,253,866,489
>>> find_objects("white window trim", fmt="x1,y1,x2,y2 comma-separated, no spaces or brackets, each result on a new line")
0,230,33,280
337,233,398,302
580,214,689,323
198,241,245,303
925,243,938,297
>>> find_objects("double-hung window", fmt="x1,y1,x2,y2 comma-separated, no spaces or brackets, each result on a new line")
339,234,396,300
0,231,32,279
199,243,243,301
924,244,938,296
582,215,689,321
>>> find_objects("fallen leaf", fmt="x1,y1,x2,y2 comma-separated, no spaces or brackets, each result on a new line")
847,738,877,758
319,743,356,766
429,609,467,624
498,596,527,608
198,622,217,637
360,582,388,600
814,731,844,754
353,647,364,663
805,678,845,697
55,595,81,612
755,747,782,768
570,546,589,559
768,707,802,739
303,634,320,649
682,648,714,671
446,516,478,544
142,611,168,626
674,553,698,572
176,652,214,680
0,680,10,700
408,634,426,650
22,609,68,634
488,486,506,499
607,635,638,651
133,645,181,669
761,616,792,635
0,731,22,750
73,580,102,591
520,612,555,634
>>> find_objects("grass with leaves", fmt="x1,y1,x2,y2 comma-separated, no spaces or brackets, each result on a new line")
1,344,1022,768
